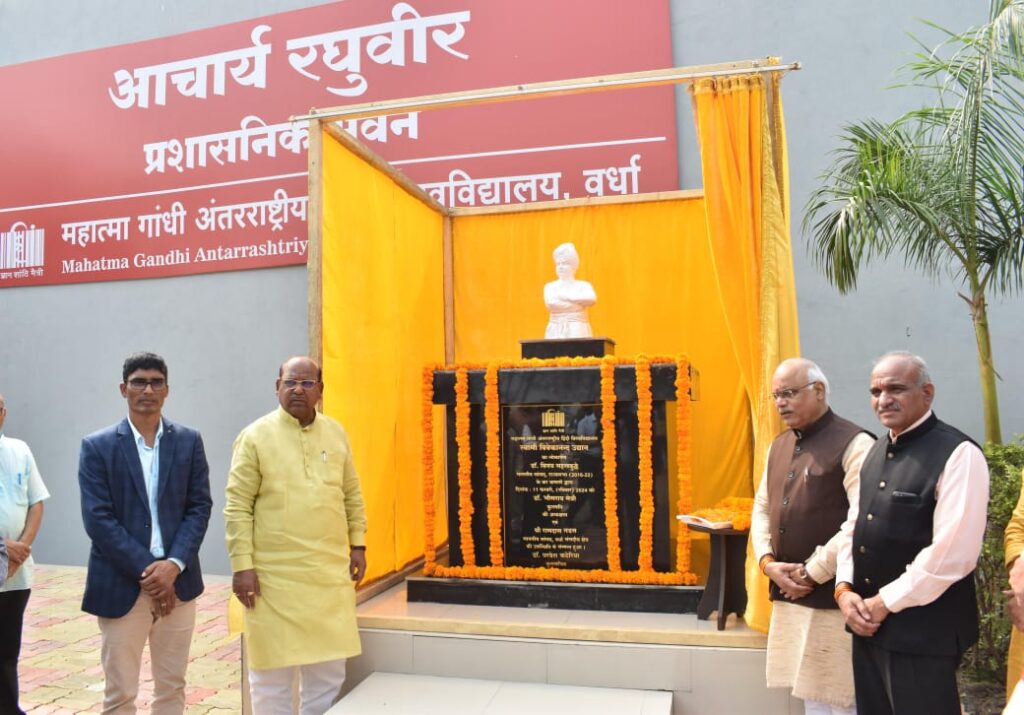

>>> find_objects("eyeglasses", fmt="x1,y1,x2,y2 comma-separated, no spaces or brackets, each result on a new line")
126,378,167,391
281,379,319,391
771,382,816,401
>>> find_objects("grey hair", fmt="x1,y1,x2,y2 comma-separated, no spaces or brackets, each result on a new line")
874,351,932,386
804,360,831,398
775,357,831,398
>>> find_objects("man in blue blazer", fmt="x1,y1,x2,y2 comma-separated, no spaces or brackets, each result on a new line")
79,352,212,714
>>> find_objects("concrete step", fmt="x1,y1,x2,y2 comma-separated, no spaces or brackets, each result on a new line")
345,583,802,715
329,671,671,714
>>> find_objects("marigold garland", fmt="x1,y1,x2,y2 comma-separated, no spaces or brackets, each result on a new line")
673,355,693,573
422,365,438,574
692,497,754,531
635,354,655,572
431,564,698,585
484,363,504,567
599,356,621,571
454,367,476,566
426,355,701,585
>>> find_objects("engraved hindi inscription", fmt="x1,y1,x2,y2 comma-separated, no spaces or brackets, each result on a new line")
502,403,606,569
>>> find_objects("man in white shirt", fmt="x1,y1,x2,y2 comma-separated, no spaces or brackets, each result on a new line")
0,394,49,715
79,352,212,714
834,351,988,714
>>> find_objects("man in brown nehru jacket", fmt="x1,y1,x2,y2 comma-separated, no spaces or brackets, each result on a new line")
751,358,874,714
835,351,989,714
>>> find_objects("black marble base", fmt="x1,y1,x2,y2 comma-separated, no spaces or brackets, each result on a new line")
432,363,686,405
433,363,692,572
520,337,616,359
407,576,702,614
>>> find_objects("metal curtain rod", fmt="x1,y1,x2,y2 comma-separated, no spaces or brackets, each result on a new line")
291,59,802,123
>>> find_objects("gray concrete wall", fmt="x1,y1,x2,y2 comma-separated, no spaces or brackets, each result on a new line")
1,1,1021,577
671,0,1024,436
0,267,307,575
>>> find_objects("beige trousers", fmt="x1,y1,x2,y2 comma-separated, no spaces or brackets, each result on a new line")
97,593,197,715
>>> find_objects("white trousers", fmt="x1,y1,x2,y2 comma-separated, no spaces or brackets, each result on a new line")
803,700,856,715
249,658,347,715
1006,678,1024,715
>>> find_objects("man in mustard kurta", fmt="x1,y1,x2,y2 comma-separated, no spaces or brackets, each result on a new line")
225,356,367,715
1004,470,1024,700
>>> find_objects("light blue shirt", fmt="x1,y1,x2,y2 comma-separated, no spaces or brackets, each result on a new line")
0,433,50,591
126,418,184,572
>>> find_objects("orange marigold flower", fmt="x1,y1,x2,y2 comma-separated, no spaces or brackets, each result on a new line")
455,367,476,566
422,355,700,585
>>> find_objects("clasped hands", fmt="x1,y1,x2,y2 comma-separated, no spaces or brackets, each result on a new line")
767,559,891,637
837,590,889,637
141,559,181,618
3,538,30,581
764,560,816,600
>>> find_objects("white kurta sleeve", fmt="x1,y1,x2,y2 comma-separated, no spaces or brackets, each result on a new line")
878,441,989,613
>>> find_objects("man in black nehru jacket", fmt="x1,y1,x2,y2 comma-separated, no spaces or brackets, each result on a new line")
835,351,989,714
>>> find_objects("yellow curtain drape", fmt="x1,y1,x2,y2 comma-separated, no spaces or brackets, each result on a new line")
321,131,446,584
452,198,755,576
691,69,801,632
315,67,800,598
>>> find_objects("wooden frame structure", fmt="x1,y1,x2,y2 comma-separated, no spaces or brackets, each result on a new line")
300,58,800,365
302,58,800,594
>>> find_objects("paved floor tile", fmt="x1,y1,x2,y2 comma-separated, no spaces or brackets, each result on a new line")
21,566,241,714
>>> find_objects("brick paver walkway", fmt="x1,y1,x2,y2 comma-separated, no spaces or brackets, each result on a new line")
20,565,242,714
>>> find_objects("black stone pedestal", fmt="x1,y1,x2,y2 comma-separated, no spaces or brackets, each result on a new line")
426,360,704,613
520,337,615,359
407,575,702,614
688,524,749,630
433,364,684,573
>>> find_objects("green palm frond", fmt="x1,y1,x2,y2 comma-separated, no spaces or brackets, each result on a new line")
803,0,1024,445
804,120,962,292
806,0,1024,297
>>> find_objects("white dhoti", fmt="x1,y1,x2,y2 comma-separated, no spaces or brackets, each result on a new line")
766,601,855,709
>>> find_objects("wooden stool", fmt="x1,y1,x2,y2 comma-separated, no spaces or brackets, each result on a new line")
687,524,749,630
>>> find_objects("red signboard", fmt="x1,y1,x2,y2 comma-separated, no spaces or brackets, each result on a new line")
0,1,679,287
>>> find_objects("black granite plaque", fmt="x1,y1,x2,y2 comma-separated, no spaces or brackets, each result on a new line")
436,365,685,572
502,403,606,569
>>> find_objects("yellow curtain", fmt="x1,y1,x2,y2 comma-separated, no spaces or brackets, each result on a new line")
691,70,801,632
452,198,755,576
321,131,446,583
316,69,800,599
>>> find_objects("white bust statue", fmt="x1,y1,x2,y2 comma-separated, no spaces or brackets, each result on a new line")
544,242,597,339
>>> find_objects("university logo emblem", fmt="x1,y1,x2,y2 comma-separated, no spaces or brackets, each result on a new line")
542,409,566,428
0,221,45,269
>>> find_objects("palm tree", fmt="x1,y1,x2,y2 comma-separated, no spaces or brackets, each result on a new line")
804,0,1024,444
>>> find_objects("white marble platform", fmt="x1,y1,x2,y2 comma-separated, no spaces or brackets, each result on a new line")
344,581,803,715
329,671,672,714
356,580,764,648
